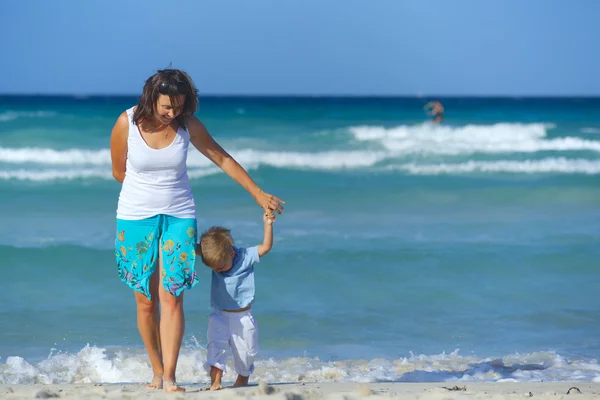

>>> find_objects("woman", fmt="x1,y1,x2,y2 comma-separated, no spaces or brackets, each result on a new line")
110,69,284,392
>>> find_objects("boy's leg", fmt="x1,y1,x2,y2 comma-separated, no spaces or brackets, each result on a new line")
233,374,249,387
204,311,229,390
210,366,224,391
230,311,259,387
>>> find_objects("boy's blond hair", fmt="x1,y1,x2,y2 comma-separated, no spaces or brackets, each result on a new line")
199,226,235,268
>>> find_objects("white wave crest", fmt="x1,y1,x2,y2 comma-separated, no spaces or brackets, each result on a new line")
390,158,600,175
0,146,387,181
0,147,111,165
0,169,112,181
1,345,598,384
0,168,222,182
1,122,600,181
581,127,600,134
2,157,599,181
0,111,57,122
349,123,600,154
0,147,386,169
230,149,386,169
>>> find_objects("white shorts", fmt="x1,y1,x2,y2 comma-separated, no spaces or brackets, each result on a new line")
203,309,259,377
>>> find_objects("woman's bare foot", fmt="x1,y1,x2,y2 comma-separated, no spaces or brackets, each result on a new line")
163,380,185,392
233,374,249,387
145,375,163,390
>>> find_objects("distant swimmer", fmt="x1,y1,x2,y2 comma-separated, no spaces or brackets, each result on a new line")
424,101,444,124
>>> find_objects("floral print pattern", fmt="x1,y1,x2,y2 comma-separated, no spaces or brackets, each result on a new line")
115,215,198,299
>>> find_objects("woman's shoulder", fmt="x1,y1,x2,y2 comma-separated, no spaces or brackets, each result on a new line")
118,106,138,124
112,110,132,134
186,114,201,128
186,115,209,137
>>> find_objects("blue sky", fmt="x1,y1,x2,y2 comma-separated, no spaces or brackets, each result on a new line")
2,0,598,96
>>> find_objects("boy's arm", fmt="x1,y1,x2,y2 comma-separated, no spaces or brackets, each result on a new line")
257,212,274,257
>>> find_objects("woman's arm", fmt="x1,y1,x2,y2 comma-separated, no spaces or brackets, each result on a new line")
110,112,129,183
188,115,285,214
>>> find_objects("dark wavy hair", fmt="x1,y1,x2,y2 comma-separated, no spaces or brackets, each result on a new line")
132,69,199,130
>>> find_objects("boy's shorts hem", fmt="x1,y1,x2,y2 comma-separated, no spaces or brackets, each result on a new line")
203,362,227,375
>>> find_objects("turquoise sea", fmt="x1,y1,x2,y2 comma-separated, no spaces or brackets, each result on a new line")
0,96,599,384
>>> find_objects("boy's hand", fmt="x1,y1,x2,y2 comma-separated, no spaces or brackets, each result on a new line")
259,210,274,256
263,210,275,225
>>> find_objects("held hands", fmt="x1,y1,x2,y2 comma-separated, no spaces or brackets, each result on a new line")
253,190,285,215
263,210,275,225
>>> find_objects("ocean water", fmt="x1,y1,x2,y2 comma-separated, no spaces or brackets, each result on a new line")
0,96,599,385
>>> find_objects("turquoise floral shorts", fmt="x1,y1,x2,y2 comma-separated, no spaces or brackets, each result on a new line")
115,214,198,299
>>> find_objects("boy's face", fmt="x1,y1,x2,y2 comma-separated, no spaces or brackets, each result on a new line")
211,250,235,273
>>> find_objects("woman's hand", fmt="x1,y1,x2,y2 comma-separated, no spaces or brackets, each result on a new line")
253,189,285,215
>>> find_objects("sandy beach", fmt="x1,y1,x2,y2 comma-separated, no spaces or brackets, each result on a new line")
1,382,599,400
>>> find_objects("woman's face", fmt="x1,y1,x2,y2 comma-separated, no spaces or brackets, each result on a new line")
154,94,185,125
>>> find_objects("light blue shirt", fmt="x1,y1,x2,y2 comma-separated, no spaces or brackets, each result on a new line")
210,246,260,310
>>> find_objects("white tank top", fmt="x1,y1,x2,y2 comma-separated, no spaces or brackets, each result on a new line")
116,107,196,220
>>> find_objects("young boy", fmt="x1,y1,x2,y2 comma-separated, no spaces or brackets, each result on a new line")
198,211,274,391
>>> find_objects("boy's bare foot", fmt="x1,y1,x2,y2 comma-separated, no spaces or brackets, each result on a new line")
210,383,223,391
163,380,185,392
233,374,249,387
210,366,224,391
145,375,163,389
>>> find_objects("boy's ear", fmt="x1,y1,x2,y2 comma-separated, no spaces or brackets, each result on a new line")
231,250,235,258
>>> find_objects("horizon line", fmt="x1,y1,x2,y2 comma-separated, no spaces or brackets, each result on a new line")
1,93,600,99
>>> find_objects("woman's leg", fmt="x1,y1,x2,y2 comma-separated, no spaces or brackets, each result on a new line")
158,247,186,392
134,269,163,389
117,216,163,389
157,216,198,392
